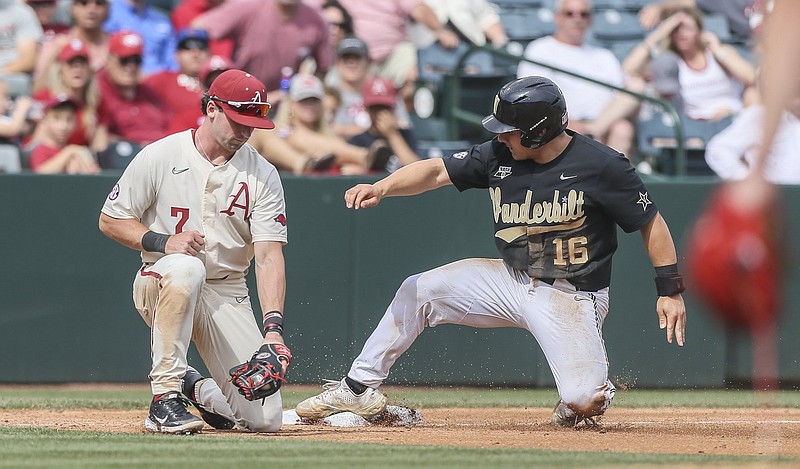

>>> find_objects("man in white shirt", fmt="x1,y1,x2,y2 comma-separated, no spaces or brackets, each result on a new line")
517,0,635,157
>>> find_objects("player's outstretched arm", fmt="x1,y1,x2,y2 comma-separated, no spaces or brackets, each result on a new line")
639,212,687,346
345,158,452,210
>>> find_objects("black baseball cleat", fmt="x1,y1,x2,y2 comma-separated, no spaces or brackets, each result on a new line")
144,392,204,434
182,366,236,430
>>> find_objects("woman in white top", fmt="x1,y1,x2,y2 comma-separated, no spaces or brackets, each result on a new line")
623,5,756,121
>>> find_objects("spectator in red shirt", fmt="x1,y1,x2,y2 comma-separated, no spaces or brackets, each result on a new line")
97,30,170,149
192,0,332,99
33,39,108,152
144,28,209,117
166,53,233,134
33,0,111,93
28,94,100,174
172,0,233,58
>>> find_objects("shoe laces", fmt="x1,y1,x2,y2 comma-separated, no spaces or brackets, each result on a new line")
321,379,344,392
159,394,192,415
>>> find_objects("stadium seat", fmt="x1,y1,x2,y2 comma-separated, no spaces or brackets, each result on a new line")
636,110,732,175
494,0,548,9
417,42,495,84
703,14,733,44
500,7,555,43
593,0,656,11
608,39,641,62
0,144,21,174
591,9,645,42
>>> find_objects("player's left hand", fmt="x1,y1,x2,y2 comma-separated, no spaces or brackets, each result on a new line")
657,294,686,346
345,183,383,209
229,343,292,401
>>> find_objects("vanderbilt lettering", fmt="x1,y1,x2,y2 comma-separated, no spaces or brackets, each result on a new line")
490,188,585,225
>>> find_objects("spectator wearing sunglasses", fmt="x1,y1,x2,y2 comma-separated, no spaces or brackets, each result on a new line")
33,0,112,93
0,0,44,98
320,0,354,61
97,30,170,152
103,0,177,76
172,0,233,59
517,0,637,158
144,28,210,117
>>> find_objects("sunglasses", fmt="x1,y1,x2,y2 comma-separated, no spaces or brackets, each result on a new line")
74,0,108,6
211,97,272,117
178,39,209,51
561,9,592,19
118,55,142,66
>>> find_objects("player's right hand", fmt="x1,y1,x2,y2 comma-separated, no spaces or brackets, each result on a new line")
166,230,205,256
345,184,382,210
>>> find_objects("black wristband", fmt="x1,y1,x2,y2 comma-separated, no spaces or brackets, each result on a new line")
654,264,685,296
141,230,169,253
263,310,283,336
654,264,679,277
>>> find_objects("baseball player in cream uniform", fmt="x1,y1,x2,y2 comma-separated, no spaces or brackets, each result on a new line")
100,69,291,434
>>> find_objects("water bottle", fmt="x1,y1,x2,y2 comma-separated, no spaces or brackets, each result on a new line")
280,67,293,93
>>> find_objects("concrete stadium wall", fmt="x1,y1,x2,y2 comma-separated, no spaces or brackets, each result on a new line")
1,173,798,388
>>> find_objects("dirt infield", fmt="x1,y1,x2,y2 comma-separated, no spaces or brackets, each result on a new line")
2,405,799,457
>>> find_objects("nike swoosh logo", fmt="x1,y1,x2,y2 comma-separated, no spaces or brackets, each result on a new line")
235,296,248,304
155,415,169,424
560,173,578,180
172,167,189,175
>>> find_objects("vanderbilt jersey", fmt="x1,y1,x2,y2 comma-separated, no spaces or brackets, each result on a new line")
443,131,657,291
101,129,288,280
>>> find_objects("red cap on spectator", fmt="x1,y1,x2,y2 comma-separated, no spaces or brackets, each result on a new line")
109,30,144,58
57,39,90,62
199,55,235,88
362,77,396,109
41,93,78,113
208,69,274,129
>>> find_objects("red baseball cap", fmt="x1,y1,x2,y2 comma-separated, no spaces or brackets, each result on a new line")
109,30,143,58
362,77,396,109
199,55,235,88
57,39,90,62
208,69,274,129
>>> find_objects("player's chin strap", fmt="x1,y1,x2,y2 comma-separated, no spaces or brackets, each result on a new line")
654,264,686,296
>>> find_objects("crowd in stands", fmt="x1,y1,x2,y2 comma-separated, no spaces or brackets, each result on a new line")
0,0,795,183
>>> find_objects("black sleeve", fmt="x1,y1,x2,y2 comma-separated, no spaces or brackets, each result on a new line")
442,140,494,191
596,154,659,233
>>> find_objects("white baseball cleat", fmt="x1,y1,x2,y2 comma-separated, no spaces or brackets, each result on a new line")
295,379,387,419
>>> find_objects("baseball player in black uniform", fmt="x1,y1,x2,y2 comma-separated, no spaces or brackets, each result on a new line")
295,76,687,426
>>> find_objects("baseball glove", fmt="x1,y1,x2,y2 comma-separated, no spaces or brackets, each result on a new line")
686,185,783,331
229,343,292,401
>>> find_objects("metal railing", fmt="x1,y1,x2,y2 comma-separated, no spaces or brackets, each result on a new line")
440,45,687,175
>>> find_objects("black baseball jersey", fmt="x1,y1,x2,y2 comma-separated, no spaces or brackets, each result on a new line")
443,130,658,291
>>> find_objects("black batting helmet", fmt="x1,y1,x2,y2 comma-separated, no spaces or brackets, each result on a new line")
482,76,568,148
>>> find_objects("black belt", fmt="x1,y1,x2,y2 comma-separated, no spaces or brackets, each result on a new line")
538,277,603,293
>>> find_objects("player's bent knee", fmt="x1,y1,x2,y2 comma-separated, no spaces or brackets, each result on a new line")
161,256,206,292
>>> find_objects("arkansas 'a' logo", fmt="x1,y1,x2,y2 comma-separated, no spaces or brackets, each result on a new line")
274,214,287,226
